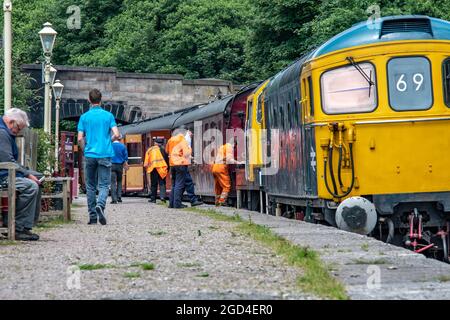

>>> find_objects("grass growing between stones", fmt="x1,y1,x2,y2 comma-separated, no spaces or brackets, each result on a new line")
0,240,19,246
78,264,115,270
35,215,74,230
124,272,141,278
196,272,209,277
351,258,388,265
148,230,166,236
184,206,348,300
177,262,202,268
437,275,450,282
131,262,155,271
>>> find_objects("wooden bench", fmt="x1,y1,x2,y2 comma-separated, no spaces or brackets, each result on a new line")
41,177,72,222
0,165,72,241
0,162,17,241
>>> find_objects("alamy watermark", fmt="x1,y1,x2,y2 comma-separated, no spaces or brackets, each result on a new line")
172,122,281,176
67,5,81,30
366,265,381,289
366,4,381,30
66,265,81,290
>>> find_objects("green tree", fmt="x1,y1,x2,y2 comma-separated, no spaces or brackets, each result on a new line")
156,0,252,82
45,0,124,66
245,0,317,80
301,0,450,53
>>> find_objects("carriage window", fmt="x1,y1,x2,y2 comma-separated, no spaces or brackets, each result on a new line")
321,63,377,114
294,100,299,126
247,100,253,129
287,102,292,128
443,58,450,107
256,95,263,124
308,77,314,116
127,143,142,165
279,106,284,129
388,57,432,111
272,104,278,128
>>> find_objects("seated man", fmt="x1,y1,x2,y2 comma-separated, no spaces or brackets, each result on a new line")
0,108,40,241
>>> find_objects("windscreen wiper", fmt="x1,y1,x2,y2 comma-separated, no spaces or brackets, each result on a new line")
346,56,375,97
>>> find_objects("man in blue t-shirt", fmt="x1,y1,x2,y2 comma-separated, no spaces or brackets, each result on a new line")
77,89,120,225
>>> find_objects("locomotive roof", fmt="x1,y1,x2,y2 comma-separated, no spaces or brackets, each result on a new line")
312,15,450,58
172,95,234,128
118,104,203,135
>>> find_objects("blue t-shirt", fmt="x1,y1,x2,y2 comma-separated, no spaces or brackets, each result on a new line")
112,141,128,164
77,106,117,158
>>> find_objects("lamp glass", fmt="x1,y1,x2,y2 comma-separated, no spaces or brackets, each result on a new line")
40,34,56,55
52,81,64,100
39,23,57,55
49,67,57,86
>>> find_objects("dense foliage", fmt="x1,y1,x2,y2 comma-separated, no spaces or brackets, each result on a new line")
2,0,450,99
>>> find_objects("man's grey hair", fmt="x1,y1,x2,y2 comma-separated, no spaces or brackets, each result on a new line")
5,108,30,127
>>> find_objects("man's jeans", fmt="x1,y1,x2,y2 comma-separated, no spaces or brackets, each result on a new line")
111,163,124,202
169,166,187,208
15,177,39,231
185,171,199,203
85,157,111,220
1,177,41,230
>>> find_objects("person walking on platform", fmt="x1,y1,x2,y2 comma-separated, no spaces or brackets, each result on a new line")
110,135,128,204
166,128,191,209
212,140,240,206
144,137,168,203
78,89,120,225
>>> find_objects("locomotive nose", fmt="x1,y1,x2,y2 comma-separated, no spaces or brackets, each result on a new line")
335,197,378,235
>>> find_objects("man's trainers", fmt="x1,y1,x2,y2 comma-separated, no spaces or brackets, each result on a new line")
117,199,122,203
88,219,97,225
96,206,107,225
174,204,188,209
15,230,39,241
191,200,204,207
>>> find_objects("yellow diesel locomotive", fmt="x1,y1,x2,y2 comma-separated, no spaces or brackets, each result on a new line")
242,15,450,260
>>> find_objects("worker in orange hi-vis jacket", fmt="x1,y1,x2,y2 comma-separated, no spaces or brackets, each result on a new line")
212,141,240,206
144,137,169,203
165,128,192,209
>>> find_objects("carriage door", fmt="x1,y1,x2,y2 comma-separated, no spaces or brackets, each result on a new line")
123,134,144,193
301,76,317,196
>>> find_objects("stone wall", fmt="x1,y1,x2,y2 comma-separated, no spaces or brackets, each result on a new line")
22,64,234,126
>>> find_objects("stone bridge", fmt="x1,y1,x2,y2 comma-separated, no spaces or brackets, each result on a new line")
22,64,235,127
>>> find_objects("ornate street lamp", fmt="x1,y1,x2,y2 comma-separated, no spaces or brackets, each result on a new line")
38,22,57,57
52,80,64,173
48,65,57,137
38,22,57,135
3,1,12,112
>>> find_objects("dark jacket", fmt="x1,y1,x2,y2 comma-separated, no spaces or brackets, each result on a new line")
160,146,169,168
0,117,30,179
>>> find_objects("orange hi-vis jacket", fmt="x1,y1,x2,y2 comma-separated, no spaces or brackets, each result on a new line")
212,143,234,173
165,134,192,167
144,146,168,179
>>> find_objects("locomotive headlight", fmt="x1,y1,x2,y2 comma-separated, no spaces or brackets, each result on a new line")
335,197,377,235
